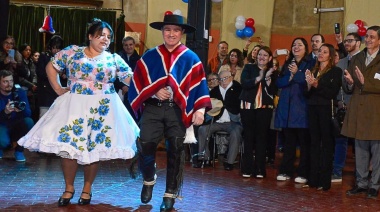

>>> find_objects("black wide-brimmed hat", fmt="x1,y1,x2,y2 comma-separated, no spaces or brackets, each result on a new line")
150,14,196,33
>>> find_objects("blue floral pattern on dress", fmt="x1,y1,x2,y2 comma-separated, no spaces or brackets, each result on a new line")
57,99,112,152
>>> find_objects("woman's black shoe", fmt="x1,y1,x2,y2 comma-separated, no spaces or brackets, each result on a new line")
160,197,175,211
58,190,75,207
141,184,154,203
78,191,92,205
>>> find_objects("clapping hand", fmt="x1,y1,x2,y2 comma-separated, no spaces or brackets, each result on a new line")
288,61,298,75
354,66,364,85
305,69,318,88
343,70,354,85
266,68,274,78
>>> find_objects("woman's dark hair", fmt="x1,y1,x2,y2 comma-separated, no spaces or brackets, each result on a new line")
85,18,114,46
285,37,309,65
227,48,244,67
247,45,261,64
18,43,30,53
312,43,336,79
47,35,64,51
257,46,274,70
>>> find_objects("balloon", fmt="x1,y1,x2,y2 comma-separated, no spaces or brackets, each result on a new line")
357,27,367,36
236,15,246,23
243,27,254,37
354,19,364,28
173,9,182,15
236,29,244,38
251,26,256,33
346,23,358,33
235,21,245,30
211,0,223,2
182,0,189,3
164,11,173,16
245,18,255,28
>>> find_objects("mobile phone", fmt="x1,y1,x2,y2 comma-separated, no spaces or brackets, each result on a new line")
249,37,261,42
334,23,340,34
8,49,15,59
276,49,288,55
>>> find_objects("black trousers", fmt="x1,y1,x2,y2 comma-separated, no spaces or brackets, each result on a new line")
137,102,186,195
308,105,334,189
279,128,310,178
241,108,272,176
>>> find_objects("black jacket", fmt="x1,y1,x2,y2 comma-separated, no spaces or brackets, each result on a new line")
209,80,242,123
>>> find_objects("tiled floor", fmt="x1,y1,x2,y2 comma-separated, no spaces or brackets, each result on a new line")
0,147,378,212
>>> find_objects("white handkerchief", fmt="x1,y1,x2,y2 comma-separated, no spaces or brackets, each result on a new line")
374,73,380,80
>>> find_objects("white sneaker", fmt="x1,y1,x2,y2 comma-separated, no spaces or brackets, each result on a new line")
277,174,290,181
294,176,307,184
256,174,264,179
242,173,251,178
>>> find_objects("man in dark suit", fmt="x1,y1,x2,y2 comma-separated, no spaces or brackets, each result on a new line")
116,36,141,121
194,70,243,170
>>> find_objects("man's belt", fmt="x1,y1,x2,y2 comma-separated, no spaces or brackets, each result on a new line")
145,98,175,107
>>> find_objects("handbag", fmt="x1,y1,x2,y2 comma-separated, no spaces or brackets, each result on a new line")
331,99,346,137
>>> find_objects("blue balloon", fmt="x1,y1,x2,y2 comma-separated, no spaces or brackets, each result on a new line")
236,29,244,38
182,0,189,3
243,27,254,37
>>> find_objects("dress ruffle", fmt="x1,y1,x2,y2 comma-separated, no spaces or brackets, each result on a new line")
18,92,139,165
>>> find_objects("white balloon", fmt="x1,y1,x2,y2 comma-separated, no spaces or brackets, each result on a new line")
235,21,245,30
346,23,358,33
211,0,222,2
236,15,246,23
173,9,182,15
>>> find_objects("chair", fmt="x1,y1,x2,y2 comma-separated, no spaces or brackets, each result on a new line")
211,131,230,167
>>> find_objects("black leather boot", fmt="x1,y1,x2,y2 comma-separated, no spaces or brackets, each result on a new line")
141,175,156,203
137,141,158,204
160,197,175,211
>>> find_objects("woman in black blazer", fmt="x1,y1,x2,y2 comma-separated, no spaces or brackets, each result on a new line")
305,43,342,191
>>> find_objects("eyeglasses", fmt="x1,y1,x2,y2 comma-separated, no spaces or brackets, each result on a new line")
219,76,231,82
4,41,14,46
343,39,358,43
207,78,218,82
230,54,238,58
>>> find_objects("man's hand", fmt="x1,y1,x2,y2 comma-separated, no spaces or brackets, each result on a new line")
335,33,343,44
354,66,364,85
192,111,204,126
4,99,21,114
155,87,171,100
344,69,354,85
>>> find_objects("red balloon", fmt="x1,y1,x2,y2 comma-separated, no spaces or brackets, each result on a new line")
164,11,173,16
245,18,255,28
354,20,364,28
357,27,367,36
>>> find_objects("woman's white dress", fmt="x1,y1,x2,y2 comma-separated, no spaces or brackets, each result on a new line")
18,45,139,165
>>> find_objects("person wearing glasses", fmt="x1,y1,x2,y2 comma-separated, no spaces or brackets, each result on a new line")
195,70,242,171
207,73,219,90
0,36,22,74
240,46,277,178
331,33,361,183
219,49,244,83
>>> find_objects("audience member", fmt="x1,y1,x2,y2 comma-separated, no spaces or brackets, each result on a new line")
0,36,22,74
116,36,141,121
275,37,314,184
308,34,325,66
31,51,40,64
219,48,244,83
207,73,219,90
331,32,361,183
0,70,33,162
36,35,64,118
240,46,277,178
194,70,242,171
246,45,261,64
343,25,380,199
207,41,228,75
305,44,342,191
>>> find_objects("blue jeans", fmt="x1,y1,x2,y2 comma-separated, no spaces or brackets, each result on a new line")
0,117,34,152
332,136,348,176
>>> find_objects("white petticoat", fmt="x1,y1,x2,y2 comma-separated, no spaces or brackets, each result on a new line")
18,92,139,165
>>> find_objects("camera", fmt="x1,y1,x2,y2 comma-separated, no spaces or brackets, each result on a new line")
10,101,26,111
